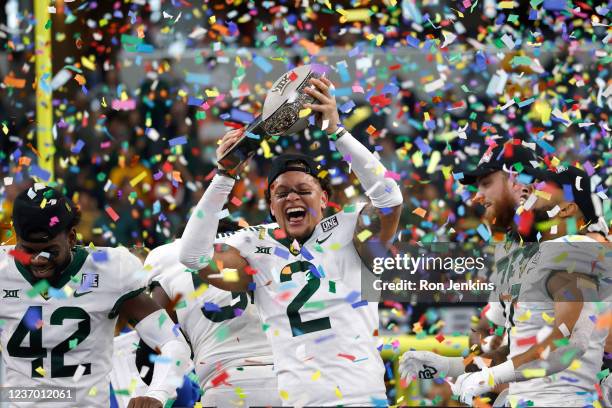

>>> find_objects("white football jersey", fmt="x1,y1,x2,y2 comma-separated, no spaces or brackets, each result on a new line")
0,245,146,407
144,239,274,392
503,236,609,406
223,203,387,406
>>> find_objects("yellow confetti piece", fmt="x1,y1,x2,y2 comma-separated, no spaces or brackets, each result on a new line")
329,243,342,251
35,366,46,377
412,151,423,167
338,8,371,23
311,370,321,381
542,312,555,324
522,368,546,378
222,268,239,282
190,283,208,300
335,386,343,399
426,150,441,174
568,359,581,370
88,386,98,396
205,88,219,98
516,310,531,322
498,0,516,7
594,400,602,408
194,403,203,408
129,171,148,187
534,190,552,201
40,198,47,209
279,390,289,400
488,372,495,387
299,108,312,118
261,140,272,159
356,229,372,242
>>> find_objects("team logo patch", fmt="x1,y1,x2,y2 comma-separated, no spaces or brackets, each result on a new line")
3,289,19,298
81,273,99,288
255,246,272,255
320,216,339,232
418,365,438,379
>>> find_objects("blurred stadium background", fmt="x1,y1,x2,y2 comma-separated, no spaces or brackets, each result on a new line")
0,0,609,406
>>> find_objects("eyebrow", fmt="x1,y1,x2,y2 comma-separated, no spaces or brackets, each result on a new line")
275,183,316,190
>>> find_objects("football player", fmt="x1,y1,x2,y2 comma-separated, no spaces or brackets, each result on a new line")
0,186,191,407
179,76,403,406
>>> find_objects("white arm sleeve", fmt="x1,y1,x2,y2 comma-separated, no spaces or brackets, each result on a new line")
135,309,192,405
179,174,235,270
334,131,403,209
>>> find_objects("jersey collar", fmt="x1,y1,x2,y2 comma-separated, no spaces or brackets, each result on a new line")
14,246,89,295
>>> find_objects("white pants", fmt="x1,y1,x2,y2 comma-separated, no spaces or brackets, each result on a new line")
201,365,280,407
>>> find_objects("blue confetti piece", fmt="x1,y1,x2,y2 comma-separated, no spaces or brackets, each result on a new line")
381,83,400,94
414,137,432,154
518,97,535,108
71,139,85,154
203,302,221,312
517,173,534,184
543,0,566,10
348,46,361,57
477,224,491,241
351,300,368,309
49,287,66,299
339,100,356,113
300,246,314,261
230,108,255,124
563,184,574,202
245,132,260,140
274,247,290,259
187,96,204,107
253,54,273,73
336,61,351,83
185,72,211,85
29,165,51,182
92,250,109,262
247,282,256,291
454,172,464,180
136,43,155,53
345,290,361,304
152,200,161,215
169,136,188,146
149,355,172,364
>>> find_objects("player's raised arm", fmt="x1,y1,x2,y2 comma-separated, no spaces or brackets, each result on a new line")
179,129,253,292
304,77,403,261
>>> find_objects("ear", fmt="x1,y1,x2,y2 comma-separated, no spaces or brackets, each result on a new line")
320,190,329,211
558,202,579,219
68,228,77,248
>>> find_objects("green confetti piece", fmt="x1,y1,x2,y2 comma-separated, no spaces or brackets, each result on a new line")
512,56,533,67
343,204,356,213
44,19,52,30
262,323,270,332
27,280,50,298
597,368,610,381
495,326,505,336
113,389,131,396
553,338,570,347
215,326,229,342
416,331,427,339
329,281,336,293
304,301,326,310
560,349,579,366
514,162,525,173
175,300,187,309
263,35,278,47
508,14,519,22
69,338,79,349
158,312,167,327
469,112,477,120
566,217,577,235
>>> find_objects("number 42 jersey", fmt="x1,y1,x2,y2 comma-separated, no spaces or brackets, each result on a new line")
222,203,387,406
0,245,146,407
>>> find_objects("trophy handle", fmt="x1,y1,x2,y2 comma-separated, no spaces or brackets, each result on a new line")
217,114,268,171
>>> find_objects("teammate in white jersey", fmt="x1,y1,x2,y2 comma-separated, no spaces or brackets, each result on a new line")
0,185,191,408
143,236,280,407
453,166,611,406
400,140,538,383
179,76,403,406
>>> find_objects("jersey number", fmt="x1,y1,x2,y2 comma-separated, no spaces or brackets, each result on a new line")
192,274,249,322
281,261,331,337
7,306,91,378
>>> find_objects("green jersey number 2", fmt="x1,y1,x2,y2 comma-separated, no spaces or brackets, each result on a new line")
281,261,331,336
7,306,91,378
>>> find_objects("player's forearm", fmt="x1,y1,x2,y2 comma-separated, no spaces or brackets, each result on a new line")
179,174,235,270
135,309,192,405
466,345,510,372
334,130,403,210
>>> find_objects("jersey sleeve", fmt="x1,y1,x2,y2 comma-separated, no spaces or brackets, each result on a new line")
108,247,148,318
144,244,176,298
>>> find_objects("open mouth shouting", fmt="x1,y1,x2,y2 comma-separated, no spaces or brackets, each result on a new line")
285,207,307,226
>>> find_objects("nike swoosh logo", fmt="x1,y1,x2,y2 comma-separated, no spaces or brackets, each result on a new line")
315,234,332,244
73,291,92,297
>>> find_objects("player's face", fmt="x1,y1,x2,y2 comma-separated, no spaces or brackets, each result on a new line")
269,171,328,241
16,229,76,281
474,171,520,228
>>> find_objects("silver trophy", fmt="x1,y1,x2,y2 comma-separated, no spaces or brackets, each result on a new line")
218,64,329,171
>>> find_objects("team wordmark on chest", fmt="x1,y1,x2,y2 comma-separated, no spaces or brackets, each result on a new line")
320,216,339,232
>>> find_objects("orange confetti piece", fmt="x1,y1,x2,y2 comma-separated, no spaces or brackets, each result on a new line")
4,75,26,88
596,311,612,330
412,207,427,218
298,38,320,56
